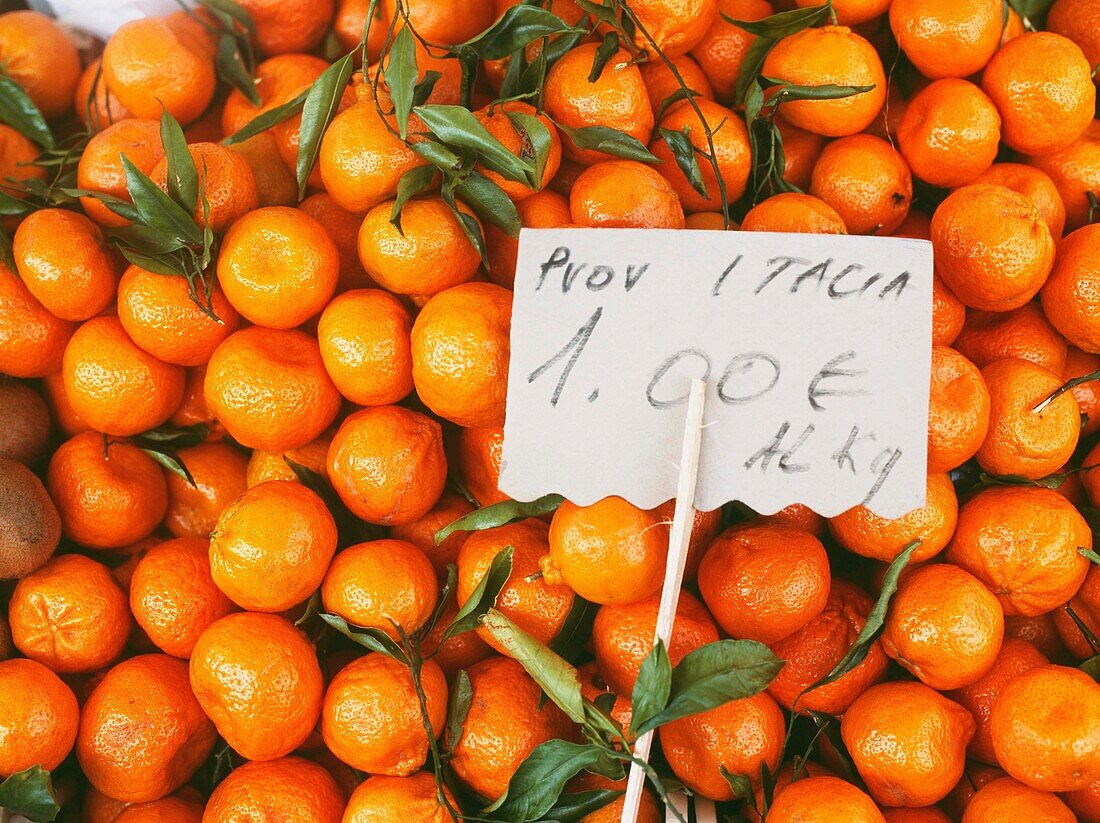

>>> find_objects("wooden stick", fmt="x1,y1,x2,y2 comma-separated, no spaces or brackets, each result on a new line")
620,379,708,823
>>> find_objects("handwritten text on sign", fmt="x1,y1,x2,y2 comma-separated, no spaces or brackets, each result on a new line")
499,229,933,519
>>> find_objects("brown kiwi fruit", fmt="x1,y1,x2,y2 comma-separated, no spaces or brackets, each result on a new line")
0,457,60,579
0,380,50,465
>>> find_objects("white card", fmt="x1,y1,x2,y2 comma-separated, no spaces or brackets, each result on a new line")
499,228,933,519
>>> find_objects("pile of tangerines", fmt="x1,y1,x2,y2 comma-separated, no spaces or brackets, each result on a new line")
0,0,1099,820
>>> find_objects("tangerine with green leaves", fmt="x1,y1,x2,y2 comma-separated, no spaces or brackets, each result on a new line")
321,539,439,638
660,691,786,799
221,53,329,137
322,652,447,776
358,198,482,298
767,579,889,715
117,265,240,368
691,0,772,104
474,101,562,202
457,519,576,654
150,142,259,234
77,118,166,229
651,99,751,213
389,489,474,578
46,431,168,550
543,44,654,165
544,496,668,606
189,612,324,762
639,53,714,112
319,85,428,213
447,656,574,801
210,479,338,613
593,590,719,697
327,405,447,526
760,26,886,137
882,563,1005,691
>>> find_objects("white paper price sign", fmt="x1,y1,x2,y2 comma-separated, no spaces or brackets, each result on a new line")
500,228,933,519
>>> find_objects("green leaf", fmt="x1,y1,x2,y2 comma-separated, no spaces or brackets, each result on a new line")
634,639,784,735
1082,655,1100,683
294,590,321,627
723,2,832,37
415,104,533,184
160,111,198,213
296,52,355,199
453,5,584,61
445,195,489,268
455,171,521,237
198,0,258,35
734,35,775,107
485,740,608,819
216,33,261,107
575,0,617,25
549,596,597,663
443,546,514,641
133,422,209,447
1007,0,1055,23
445,668,473,751
114,246,186,277
505,109,555,191
1081,547,1100,567
0,224,13,272
141,447,195,484
121,155,203,245
481,609,586,724
386,28,419,140
411,138,465,172
543,790,624,823
319,613,408,663
658,126,707,199
553,123,659,163
411,71,442,108
390,165,438,233
0,75,54,149
718,768,754,802
0,766,60,822
630,639,672,735
799,539,919,700
222,90,308,145
763,78,876,103
436,493,565,544
589,32,620,82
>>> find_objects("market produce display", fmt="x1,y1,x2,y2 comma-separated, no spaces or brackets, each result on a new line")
0,0,1098,820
